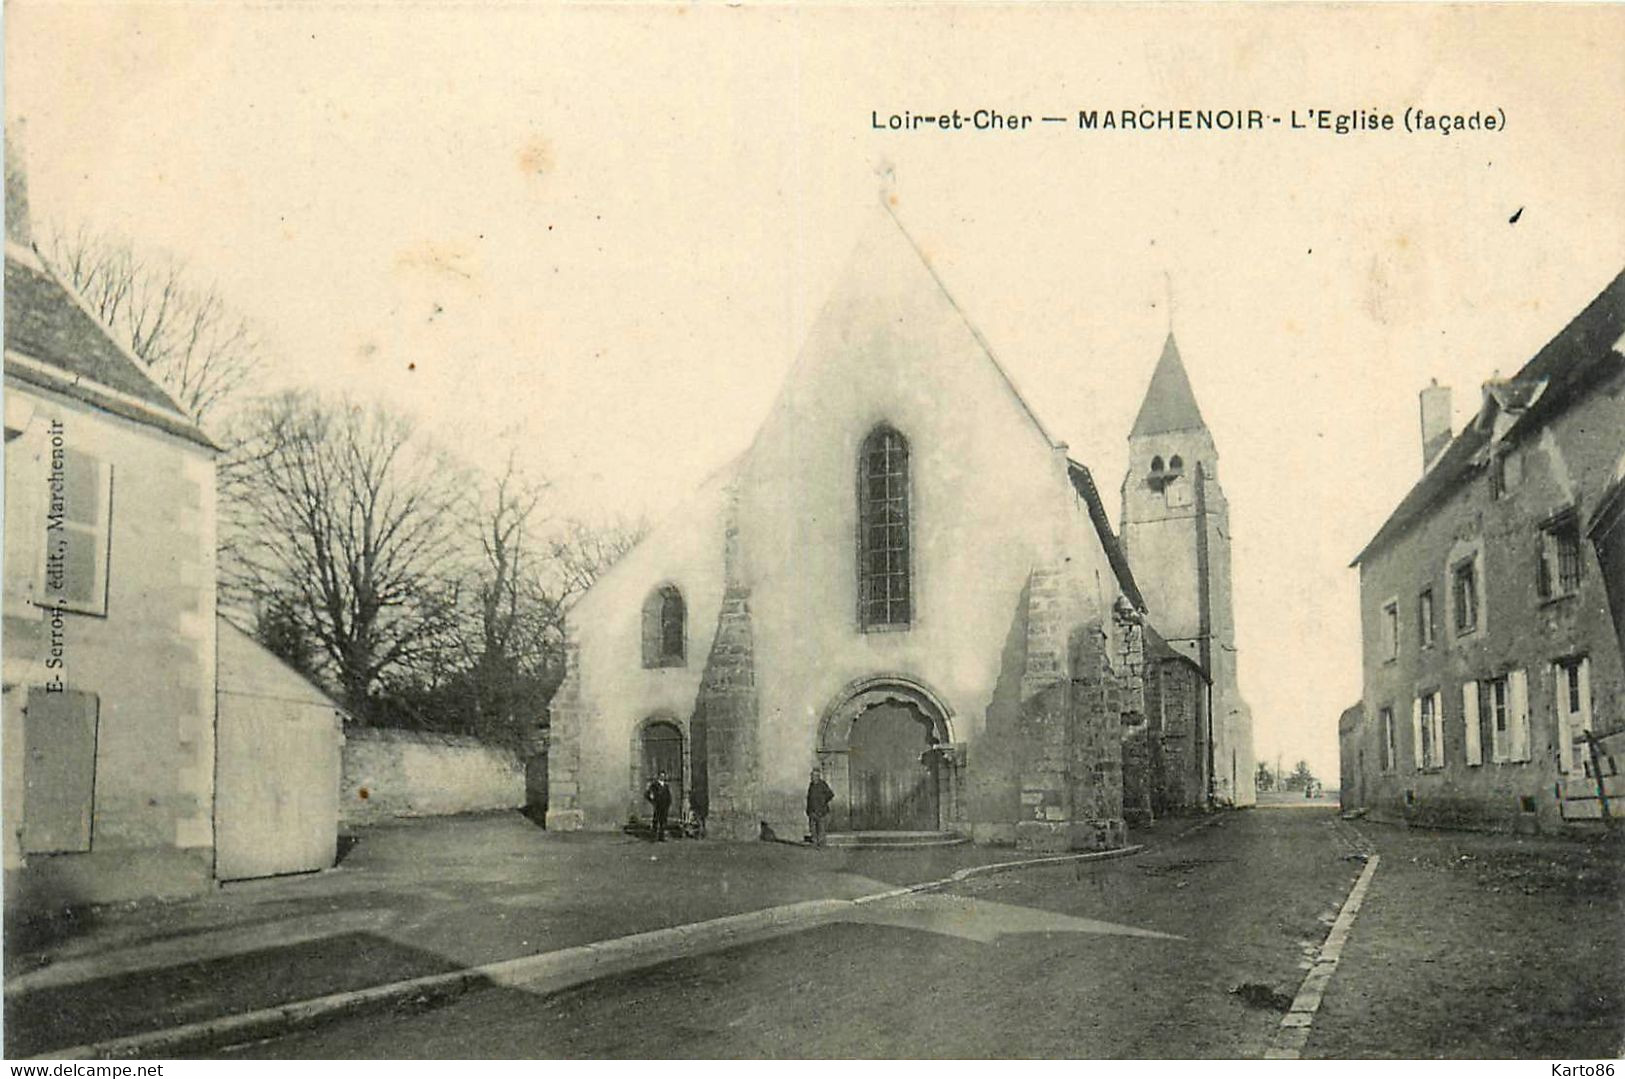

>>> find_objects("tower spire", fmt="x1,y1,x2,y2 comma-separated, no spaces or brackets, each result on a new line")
1130,332,1207,438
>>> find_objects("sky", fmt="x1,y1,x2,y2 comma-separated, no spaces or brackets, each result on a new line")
7,2,1624,782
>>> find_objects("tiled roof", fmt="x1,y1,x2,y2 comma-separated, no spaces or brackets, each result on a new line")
1067,459,1148,612
1352,267,1625,566
1130,333,1208,438
4,247,215,449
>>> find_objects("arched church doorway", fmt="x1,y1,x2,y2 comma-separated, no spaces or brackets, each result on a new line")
849,700,939,830
639,719,684,818
817,677,957,833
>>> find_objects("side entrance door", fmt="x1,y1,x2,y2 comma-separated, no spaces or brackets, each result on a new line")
641,721,685,819
848,702,938,831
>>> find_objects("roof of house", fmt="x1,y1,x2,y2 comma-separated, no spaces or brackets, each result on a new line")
1130,333,1208,438
3,246,216,450
1067,458,1148,612
1351,267,1625,567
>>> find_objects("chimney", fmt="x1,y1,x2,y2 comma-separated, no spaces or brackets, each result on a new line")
1419,379,1452,471
5,117,31,246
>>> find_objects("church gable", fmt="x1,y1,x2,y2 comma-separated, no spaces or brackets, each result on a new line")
747,202,1060,471
734,203,1079,593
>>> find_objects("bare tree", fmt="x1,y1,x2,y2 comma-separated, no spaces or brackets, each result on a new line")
44,224,264,424
457,452,555,743
547,516,649,617
220,392,470,719
451,466,650,745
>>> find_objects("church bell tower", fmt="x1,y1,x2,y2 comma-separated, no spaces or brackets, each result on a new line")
1119,333,1256,807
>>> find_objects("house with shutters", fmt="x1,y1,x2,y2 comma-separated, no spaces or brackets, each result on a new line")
1341,267,1625,833
2,149,223,908
546,201,1254,849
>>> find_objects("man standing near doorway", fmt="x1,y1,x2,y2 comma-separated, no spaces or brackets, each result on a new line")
645,770,673,841
806,768,835,847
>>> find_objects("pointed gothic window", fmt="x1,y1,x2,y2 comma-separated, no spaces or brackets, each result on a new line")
859,425,912,630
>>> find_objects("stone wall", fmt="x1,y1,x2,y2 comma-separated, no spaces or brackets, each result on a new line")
342,727,523,826
543,641,587,830
1125,654,1210,820
1013,567,1128,853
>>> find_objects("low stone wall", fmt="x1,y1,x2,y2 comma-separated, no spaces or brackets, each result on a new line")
342,727,524,826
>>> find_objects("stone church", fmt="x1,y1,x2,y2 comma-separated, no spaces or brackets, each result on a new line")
546,203,1255,850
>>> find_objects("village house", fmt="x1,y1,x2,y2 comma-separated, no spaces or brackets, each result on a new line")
546,203,1255,849
1341,268,1625,833
3,153,222,907
2,140,349,909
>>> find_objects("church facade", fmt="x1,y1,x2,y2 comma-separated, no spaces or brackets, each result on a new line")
546,205,1254,848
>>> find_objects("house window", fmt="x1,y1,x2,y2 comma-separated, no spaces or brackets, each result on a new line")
1379,706,1396,772
1418,588,1436,649
858,425,911,630
1416,691,1444,769
1562,657,1584,714
1452,557,1479,635
1481,671,1531,764
37,448,113,616
1537,511,1582,600
1555,656,1592,775
1168,455,1184,473
1380,600,1399,661
1485,676,1508,755
1489,449,1521,500
640,585,686,668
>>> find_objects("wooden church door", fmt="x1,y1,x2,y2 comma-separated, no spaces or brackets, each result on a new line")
641,721,684,818
848,701,939,831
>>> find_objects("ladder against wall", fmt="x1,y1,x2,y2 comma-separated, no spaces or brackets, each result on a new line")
1558,728,1623,823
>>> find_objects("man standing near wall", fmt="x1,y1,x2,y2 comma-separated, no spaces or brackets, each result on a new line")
644,771,672,841
806,769,835,847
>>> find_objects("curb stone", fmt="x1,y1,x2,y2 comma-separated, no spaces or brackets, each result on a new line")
30,834,1179,1059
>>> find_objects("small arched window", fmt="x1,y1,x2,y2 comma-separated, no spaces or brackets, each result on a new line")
859,425,912,630
1169,455,1184,472
641,585,686,668
1150,456,1165,473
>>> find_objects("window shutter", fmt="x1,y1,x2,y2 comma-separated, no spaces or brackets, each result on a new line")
1554,668,1574,775
1431,692,1445,768
1411,697,1424,770
1462,681,1481,766
1508,668,1530,762
22,688,99,854
38,451,112,614
1577,658,1592,733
